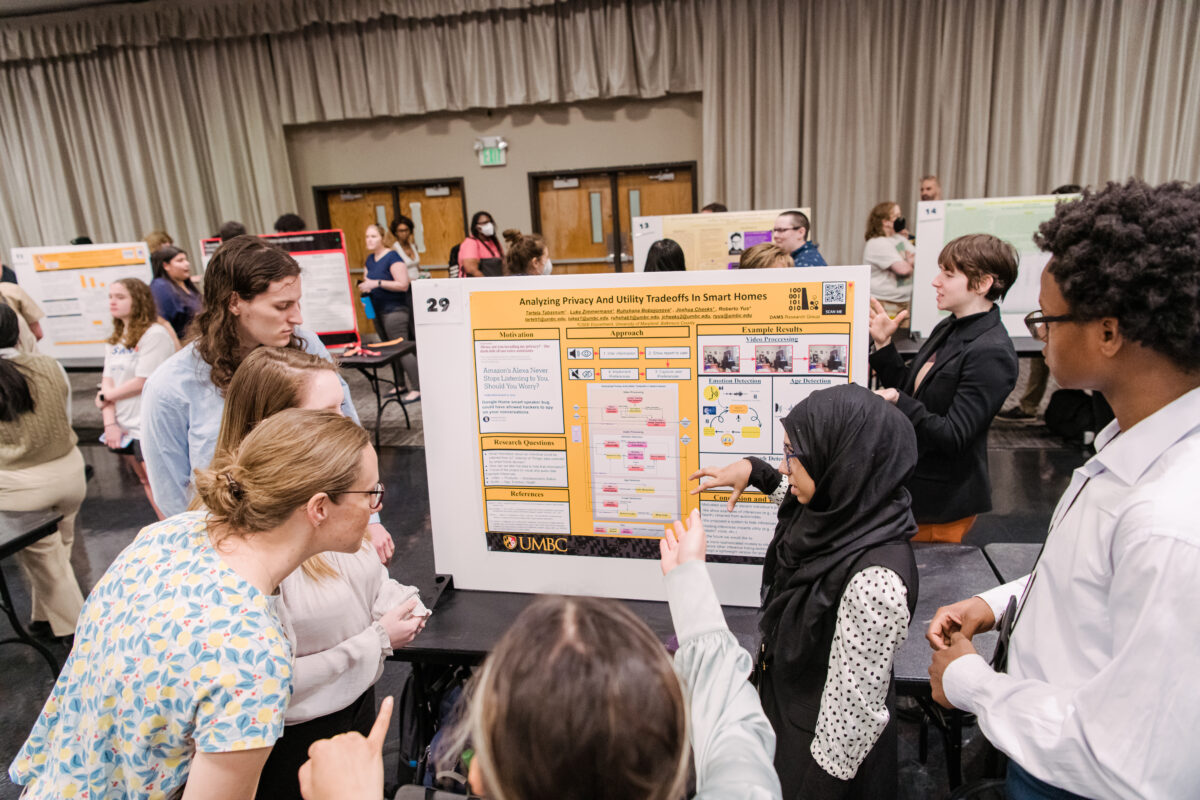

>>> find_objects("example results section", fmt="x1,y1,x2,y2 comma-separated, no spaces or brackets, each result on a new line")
470,281,859,562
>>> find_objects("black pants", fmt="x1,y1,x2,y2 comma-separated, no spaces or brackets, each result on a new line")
255,688,377,800
760,668,899,800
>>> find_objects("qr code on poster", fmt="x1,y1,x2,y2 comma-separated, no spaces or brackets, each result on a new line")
823,281,847,306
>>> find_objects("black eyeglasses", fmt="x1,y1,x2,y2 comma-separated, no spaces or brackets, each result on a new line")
1024,310,1079,342
336,482,385,510
771,226,802,234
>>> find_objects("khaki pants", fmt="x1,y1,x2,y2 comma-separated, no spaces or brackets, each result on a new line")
0,448,87,636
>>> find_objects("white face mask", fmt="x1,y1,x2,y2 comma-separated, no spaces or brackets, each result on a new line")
542,257,553,275
478,222,495,237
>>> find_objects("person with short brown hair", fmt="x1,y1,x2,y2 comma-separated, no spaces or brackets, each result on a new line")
919,175,943,202
868,233,1019,541
738,242,792,270
772,210,826,267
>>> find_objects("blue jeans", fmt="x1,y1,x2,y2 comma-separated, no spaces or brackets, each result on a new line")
1007,761,1091,800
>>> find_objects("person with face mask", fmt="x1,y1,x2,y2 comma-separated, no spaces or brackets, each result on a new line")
501,229,553,276
863,202,915,324
459,211,505,277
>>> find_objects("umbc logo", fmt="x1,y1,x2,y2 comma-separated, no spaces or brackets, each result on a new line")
505,535,570,553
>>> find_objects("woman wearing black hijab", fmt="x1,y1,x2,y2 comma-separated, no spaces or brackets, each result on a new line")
690,384,918,798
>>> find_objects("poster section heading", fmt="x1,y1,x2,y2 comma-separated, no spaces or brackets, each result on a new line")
912,195,1077,339
470,277,860,564
9,243,152,360
631,208,810,272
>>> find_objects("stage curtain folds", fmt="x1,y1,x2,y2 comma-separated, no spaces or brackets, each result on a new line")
0,0,1197,264
701,0,1200,264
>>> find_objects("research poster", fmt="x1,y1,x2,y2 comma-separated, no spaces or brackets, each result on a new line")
198,237,221,271
416,266,870,605
911,194,1079,339
632,208,812,271
9,242,152,361
258,230,358,340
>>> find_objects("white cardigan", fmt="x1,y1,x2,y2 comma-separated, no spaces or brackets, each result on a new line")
276,542,427,723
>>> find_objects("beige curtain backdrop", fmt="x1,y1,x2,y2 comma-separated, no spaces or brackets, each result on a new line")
0,36,293,256
701,0,1200,264
0,0,1197,265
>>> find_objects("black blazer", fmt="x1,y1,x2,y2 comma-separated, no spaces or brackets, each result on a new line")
869,306,1017,524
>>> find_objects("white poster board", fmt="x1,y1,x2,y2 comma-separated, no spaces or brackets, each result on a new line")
415,266,870,605
9,242,152,361
632,208,812,271
911,194,1079,339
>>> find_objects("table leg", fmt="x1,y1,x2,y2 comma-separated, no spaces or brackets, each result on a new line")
355,366,385,448
0,570,61,677
947,709,964,788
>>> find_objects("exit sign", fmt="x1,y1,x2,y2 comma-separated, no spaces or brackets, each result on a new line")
479,146,506,167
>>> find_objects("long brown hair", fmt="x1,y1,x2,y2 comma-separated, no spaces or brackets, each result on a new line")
440,596,689,800
209,347,345,579
193,235,303,391
865,201,898,240
501,229,546,276
196,408,368,539
107,278,159,348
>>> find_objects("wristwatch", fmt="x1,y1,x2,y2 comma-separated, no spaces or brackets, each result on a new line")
98,392,106,402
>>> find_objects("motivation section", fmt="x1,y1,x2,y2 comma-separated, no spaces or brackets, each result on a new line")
473,329,564,434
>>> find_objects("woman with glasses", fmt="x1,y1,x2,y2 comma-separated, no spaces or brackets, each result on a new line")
868,233,1019,542
688,384,918,799
208,347,428,800
11,410,379,800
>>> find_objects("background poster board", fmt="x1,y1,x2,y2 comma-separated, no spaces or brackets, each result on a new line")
415,266,870,605
911,194,1079,339
198,237,221,272
9,242,152,361
257,230,359,343
632,208,812,271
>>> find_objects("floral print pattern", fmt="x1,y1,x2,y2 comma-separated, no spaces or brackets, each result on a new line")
9,511,292,799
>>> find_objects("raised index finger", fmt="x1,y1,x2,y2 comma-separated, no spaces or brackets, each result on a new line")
367,695,394,750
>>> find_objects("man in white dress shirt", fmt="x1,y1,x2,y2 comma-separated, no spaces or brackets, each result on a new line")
925,179,1200,800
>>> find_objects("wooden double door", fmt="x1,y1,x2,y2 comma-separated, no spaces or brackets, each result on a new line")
530,163,696,273
316,179,467,335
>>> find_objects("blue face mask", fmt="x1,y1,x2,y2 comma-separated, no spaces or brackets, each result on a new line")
542,257,553,276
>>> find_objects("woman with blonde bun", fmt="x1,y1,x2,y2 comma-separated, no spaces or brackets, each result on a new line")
10,409,379,800
209,347,428,800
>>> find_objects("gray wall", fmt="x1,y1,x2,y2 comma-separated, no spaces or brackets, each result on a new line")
285,94,704,235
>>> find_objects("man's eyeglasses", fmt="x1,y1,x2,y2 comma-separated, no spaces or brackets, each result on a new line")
771,226,802,234
337,482,386,510
1024,310,1079,342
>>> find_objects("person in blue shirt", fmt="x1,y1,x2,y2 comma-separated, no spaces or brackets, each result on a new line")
149,244,203,339
142,234,396,563
772,210,827,268
358,224,419,402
